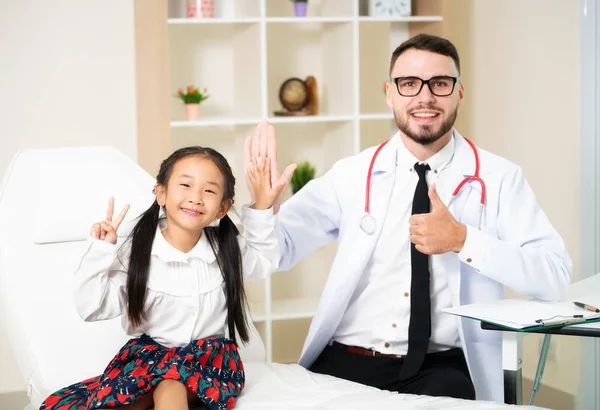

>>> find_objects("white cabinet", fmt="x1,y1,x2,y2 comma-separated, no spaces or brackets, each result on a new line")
167,0,442,362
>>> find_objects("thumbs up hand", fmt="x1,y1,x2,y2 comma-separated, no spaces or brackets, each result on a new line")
408,184,467,255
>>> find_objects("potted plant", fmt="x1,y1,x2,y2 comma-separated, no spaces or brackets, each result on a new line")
176,85,209,121
291,161,316,194
290,0,308,17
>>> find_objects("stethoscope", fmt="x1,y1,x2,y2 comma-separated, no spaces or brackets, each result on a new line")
360,137,485,235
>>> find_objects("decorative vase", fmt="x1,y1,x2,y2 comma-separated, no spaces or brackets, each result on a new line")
185,104,200,121
293,2,308,17
187,0,215,18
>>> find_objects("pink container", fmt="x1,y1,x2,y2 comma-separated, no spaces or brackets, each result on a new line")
187,0,215,18
185,104,200,121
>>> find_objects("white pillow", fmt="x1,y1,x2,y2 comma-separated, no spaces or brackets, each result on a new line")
32,147,156,244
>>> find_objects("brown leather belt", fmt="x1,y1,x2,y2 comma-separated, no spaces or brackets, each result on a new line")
330,341,406,359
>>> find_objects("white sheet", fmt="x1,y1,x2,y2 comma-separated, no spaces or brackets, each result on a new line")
237,362,547,410
17,361,549,410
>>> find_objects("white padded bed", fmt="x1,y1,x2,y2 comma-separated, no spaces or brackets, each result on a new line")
0,147,546,410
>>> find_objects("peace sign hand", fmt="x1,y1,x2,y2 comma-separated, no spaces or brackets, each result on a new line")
90,197,130,245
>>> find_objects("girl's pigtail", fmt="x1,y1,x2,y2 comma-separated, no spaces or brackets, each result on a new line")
125,201,160,327
207,214,249,344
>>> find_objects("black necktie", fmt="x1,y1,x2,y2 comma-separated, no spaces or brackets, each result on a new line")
399,162,432,380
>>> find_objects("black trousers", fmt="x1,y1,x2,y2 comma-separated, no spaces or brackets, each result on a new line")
309,344,476,400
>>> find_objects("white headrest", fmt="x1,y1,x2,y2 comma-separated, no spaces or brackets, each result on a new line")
0,146,155,405
8,146,157,244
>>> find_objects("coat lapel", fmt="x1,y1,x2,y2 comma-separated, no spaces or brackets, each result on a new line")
333,137,398,291
365,138,399,239
302,137,399,365
436,131,479,209
318,138,397,312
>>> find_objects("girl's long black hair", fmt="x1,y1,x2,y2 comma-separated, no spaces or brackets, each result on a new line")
124,146,250,344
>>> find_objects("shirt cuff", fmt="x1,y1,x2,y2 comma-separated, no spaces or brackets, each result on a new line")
241,203,275,221
88,236,119,255
457,225,490,271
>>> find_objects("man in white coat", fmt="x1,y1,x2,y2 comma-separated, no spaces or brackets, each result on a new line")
244,34,572,402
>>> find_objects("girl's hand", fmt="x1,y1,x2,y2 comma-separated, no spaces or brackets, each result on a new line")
90,197,130,244
246,157,286,211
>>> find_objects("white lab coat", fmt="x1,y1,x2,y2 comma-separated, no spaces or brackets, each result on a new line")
275,130,572,402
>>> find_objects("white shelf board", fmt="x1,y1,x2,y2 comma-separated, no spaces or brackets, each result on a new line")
168,16,442,25
171,115,355,127
358,16,443,23
170,118,262,127
268,114,354,124
168,18,261,24
266,17,354,24
249,297,321,322
359,113,394,120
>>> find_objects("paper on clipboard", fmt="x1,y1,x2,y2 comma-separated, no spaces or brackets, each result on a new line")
443,299,600,330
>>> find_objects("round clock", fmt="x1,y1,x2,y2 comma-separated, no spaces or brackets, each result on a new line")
279,78,309,111
370,0,411,16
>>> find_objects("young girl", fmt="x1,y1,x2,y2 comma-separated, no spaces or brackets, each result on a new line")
40,147,283,410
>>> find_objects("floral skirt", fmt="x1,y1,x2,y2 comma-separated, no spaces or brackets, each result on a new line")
40,334,245,410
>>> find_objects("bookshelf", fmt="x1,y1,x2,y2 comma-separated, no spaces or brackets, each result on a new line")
165,0,442,362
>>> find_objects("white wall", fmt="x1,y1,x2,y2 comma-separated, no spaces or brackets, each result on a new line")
0,0,137,393
467,0,581,399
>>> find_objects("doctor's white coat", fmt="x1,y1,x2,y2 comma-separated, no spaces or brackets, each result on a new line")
274,130,572,402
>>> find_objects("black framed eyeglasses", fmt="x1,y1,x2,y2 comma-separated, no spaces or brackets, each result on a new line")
393,76,459,97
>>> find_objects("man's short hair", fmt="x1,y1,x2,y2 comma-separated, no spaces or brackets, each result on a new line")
390,33,460,76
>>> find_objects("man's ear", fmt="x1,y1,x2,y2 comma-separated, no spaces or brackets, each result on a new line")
155,184,166,206
217,199,233,220
385,80,394,110
457,81,465,109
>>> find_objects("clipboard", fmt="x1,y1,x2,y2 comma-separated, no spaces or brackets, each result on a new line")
443,299,600,332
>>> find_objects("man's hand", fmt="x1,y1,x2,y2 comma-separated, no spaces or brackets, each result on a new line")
244,120,296,213
409,184,466,255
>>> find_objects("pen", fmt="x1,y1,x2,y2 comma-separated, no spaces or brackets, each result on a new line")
535,315,585,326
573,301,600,313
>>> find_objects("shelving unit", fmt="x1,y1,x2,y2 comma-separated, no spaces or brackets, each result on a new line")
166,0,442,363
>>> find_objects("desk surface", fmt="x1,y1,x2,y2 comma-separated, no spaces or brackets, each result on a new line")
481,321,600,337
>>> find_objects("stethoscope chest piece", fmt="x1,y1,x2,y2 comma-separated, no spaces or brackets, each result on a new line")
360,212,377,235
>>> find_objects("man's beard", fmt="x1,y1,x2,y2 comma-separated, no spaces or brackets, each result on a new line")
394,107,458,145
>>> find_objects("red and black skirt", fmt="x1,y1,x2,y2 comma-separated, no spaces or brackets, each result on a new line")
40,334,244,410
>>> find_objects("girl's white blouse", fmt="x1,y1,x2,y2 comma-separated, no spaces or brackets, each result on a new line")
73,206,278,348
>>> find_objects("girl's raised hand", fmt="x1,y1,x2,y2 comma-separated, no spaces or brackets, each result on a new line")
246,157,286,211
90,197,130,244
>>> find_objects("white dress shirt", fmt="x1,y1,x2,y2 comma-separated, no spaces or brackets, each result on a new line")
334,135,461,354
73,206,278,348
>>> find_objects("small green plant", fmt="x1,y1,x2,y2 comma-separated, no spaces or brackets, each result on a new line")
176,85,209,104
291,161,316,194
